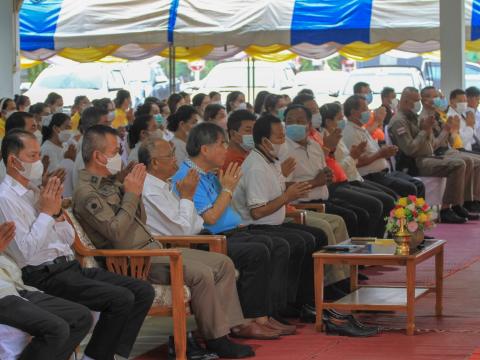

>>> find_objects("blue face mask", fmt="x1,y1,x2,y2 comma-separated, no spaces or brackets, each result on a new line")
241,134,255,151
360,111,371,125
433,97,448,110
277,107,286,121
337,119,346,130
154,114,164,126
286,124,307,142
365,92,373,105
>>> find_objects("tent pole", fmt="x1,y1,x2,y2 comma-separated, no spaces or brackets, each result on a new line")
169,44,176,95
252,57,256,104
247,57,251,103
0,1,20,97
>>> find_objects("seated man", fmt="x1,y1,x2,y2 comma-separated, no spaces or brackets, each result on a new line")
342,94,425,199
170,123,298,332
466,86,480,152
352,81,386,142
447,89,479,153
389,87,476,223
0,129,155,360
0,221,92,360
73,125,254,358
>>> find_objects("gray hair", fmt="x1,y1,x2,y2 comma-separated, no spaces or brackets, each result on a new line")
186,122,224,158
138,136,166,168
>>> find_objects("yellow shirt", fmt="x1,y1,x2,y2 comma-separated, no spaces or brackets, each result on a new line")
112,108,128,129
0,118,5,139
71,112,81,131
437,109,464,149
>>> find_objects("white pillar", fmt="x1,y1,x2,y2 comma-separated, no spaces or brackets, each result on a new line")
0,0,20,98
440,0,465,97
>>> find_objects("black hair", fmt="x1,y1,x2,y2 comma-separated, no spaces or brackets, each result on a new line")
203,103,225,122
253,91,270,115
5,112,34,133
166,105,197,132
297,88,314,97
466,86,480,98
209,91,220,99
42,113,70,144
114,89,131,108
319,103,342,128
14,95,30,109
73,95,88,107
283,104,312,122
44,92,62,107
167,93,184,114
381,87,395,99
0,98,13,111
1,129,36,165
79,107,103,134
292,93,315,106
263,94,281,114
420,86,436,98
227,109,256,136
450,88,466,100
135,102,155,118
29,102,48,115
186,122,225,158
92,98,112,112
192,93,207,108
128,114,154,149
252,114,281,145
82,124,118,163
353,81,369,94
179,91,190,100
226,91,244,113
343,95,365,118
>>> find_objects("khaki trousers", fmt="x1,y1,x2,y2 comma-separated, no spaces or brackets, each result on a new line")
305,211,350,286
149,248,244,340
452,150,480,202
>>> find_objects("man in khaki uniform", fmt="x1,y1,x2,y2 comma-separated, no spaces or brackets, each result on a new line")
389,87,473,224
72,125,254,359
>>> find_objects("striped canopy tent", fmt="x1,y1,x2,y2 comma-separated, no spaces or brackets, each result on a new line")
19,0,480,66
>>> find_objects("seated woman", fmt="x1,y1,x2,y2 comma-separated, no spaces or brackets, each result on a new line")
192,93,211,120
127,114,159,163
167,105,199,166
204,103,228,129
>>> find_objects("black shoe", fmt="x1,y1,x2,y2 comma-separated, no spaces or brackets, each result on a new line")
299,304,317,323
323,309,380,333
358,273,369,281
168,332,219,360
206,336,254,359
464,201,480,213
452,205,479,220
279,303,301,318
440,208,467,224
424,235,435,240
324,284,348,302
323,317,378,337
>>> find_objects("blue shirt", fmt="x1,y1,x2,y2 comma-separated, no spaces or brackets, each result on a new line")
171,159,242,234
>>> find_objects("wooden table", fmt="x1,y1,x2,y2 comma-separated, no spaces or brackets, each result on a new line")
313,240,445,335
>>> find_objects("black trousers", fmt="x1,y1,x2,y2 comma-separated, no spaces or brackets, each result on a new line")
363,171,425,198
364,179,399,199
22,260,155,360
0,291,92,360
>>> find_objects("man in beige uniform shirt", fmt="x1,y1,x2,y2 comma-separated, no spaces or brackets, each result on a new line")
73,125,254,359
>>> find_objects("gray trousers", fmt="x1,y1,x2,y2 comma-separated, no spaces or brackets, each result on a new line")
149,248,244,340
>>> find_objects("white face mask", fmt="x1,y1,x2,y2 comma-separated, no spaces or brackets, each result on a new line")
108,111,115,122
15,157,44,183
456,102,468,114
34,130,42,144
413,101,422,114
390,98,399,110
5,111,15,119
41,114,53,127
311,113,322,129
104,153,122,175
58,129,72,143
236,102,247,110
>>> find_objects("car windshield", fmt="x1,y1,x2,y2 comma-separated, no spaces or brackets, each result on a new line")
35,68,103,90
343,72,415,95
204,66,275,88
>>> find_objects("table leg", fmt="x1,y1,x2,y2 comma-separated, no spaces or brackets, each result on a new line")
350,264,358,292
435,247,444,317
314,258,325,332
406,259,416,335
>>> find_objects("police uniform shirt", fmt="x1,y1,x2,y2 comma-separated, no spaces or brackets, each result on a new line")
73,169,156,250
233,149,286,226
0,175,75,269
342,121,389,176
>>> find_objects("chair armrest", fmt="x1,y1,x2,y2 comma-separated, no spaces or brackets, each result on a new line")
286,210,307,225
294,203,326,213
153,235,227,255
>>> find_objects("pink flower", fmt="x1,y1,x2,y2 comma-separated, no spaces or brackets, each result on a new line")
408,195,417,202
390,209,395,217
407,221,418,232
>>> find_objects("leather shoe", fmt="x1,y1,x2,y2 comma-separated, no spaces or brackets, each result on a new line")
323,309,380,333
263,317,296,336
453,205,479,220
230,322,280,340
440,208,467,224
323,317,378,337
464,201,480,213
168,332,219,360
299,304,316,323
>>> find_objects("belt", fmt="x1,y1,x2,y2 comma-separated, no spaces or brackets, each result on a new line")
22,255,76,274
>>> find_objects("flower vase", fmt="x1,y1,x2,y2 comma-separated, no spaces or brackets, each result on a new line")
394,218,411,256
409,230,424,250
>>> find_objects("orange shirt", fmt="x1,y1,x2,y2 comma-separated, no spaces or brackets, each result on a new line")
364,112,385,142
222,146,248,172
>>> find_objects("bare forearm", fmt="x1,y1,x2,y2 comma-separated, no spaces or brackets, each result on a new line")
201,191,232,225
250,193,287,220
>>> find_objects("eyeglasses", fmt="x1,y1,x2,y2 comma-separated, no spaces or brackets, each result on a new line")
156,149,176,159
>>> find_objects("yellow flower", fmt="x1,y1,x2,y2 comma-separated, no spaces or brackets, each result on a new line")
415,198,425,207
394,208,406,219
398,197,408,207
418,213,428,223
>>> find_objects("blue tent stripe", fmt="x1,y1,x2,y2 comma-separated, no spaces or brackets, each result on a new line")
291,0,373,45
472,0,480,41
19,0,63,51
168,0,180,44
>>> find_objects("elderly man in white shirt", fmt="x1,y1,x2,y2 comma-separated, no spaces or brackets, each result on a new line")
0,221,92,360
0,129,154,360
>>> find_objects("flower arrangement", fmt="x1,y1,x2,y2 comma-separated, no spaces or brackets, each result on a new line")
385,195,435,234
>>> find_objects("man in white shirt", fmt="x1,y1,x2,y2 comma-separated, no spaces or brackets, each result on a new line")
448,89,479,152
0,221,92,360
0,129,155,360
465,86,480,152
342,95,425,198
